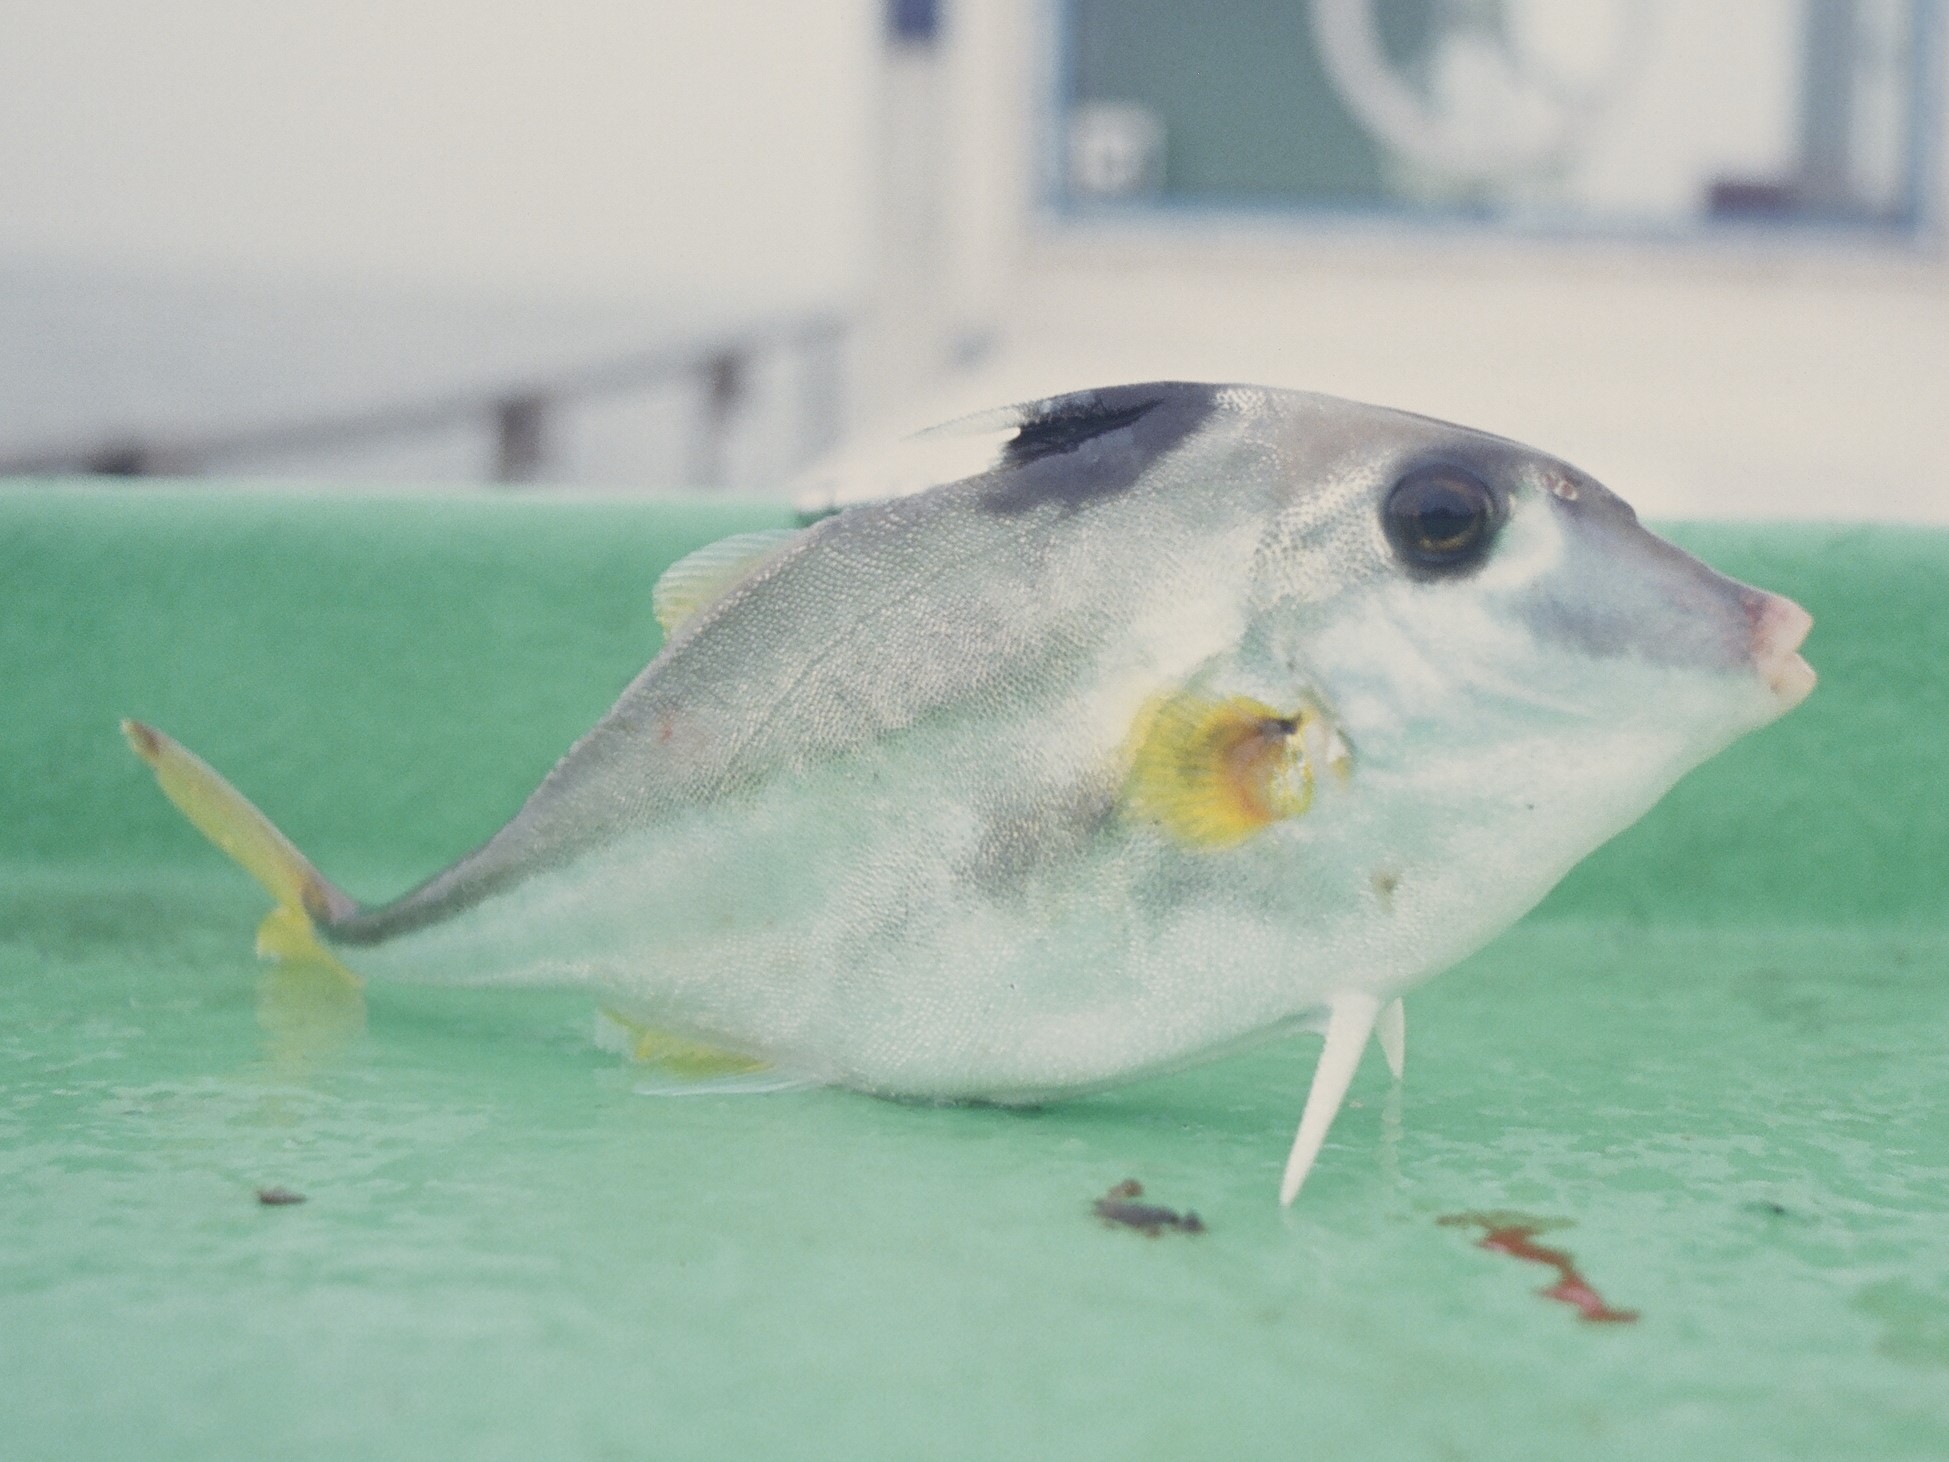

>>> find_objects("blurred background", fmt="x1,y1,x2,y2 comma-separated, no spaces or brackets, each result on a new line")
0,0,1942,519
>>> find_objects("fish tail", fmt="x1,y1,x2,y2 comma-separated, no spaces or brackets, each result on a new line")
121,719,361,977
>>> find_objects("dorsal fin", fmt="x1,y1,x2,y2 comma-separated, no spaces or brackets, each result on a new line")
652,528,802,634
1002,394,1163,464
971,383,1219,517
789,381,1222,516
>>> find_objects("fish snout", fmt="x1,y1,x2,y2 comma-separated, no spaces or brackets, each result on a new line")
1746,591,1816,706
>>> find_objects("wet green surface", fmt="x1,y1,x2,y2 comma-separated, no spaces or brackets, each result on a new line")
3,488,1947,1460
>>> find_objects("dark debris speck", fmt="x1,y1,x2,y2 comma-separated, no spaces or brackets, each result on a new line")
1093,1178,1206,1237
256,1187,306,1207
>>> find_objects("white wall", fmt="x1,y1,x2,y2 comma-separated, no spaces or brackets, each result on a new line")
937,235,1949,521
5,0,1945,520
0,0,876,307
886,1,1949,523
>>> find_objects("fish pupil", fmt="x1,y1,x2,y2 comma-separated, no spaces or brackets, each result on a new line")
1383,465,1499,571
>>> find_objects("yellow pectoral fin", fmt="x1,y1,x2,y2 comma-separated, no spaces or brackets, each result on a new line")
1124,692,1314,849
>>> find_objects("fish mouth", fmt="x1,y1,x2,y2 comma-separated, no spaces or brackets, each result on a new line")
1750,593,1816,707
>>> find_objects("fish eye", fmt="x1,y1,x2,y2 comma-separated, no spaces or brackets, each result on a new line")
1382,465,1500,572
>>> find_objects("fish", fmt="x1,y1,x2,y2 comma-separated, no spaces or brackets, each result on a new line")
124,382,1816,1203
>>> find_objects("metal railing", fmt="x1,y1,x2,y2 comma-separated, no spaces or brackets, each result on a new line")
0,312,848,488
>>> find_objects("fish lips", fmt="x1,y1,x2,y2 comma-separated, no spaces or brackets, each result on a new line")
1525,495,1816,717
1749,591,1816,708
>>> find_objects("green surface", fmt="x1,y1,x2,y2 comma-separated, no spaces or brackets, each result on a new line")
3,486,1947,1460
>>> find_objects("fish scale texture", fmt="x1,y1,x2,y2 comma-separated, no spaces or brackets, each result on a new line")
2,486,1947,1461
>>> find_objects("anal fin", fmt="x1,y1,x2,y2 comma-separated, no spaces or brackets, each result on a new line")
596,1009,806,1095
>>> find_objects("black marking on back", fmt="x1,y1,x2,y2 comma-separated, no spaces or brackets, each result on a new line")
979,382,1218,518
1005,397,1160,464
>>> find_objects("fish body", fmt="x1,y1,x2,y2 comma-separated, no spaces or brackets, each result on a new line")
128,383,1814,1199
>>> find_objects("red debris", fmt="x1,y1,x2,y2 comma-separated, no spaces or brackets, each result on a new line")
1439,1213,1638,1324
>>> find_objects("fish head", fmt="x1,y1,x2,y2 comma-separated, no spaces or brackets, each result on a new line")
1231,395,1815,1204
1247,399,1813,908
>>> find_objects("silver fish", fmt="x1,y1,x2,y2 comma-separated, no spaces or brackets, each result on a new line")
126,383,1815,1202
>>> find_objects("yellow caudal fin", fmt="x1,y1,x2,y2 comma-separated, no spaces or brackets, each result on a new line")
122,720,359,978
